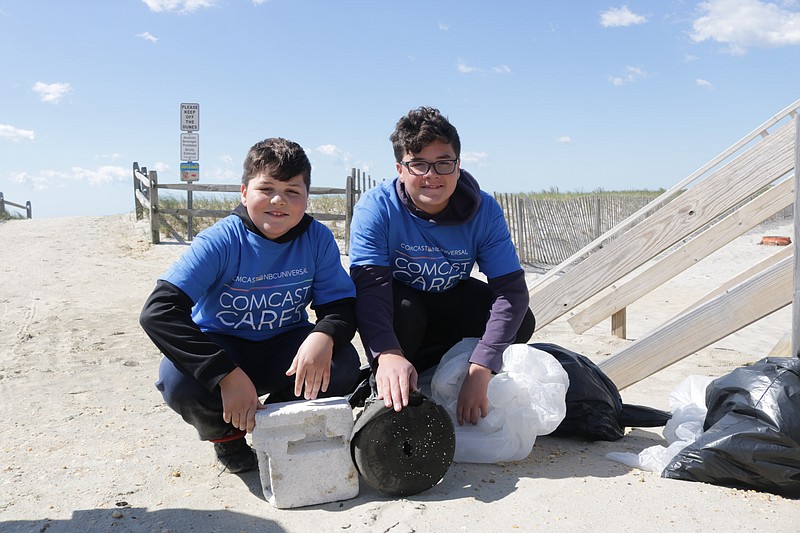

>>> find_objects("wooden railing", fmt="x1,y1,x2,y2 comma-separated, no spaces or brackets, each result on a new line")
133,163,377,253
0,192,32,219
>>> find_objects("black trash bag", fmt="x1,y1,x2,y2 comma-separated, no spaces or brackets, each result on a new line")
345,363,374,408
530,343,671,441
663,357,800,497
350,390,455,497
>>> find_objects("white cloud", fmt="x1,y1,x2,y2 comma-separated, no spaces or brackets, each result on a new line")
684,54,700,62
457,60,480,74
220,154,234,164
600,5,647,27
252,0,271,5
608,65,648,86
32,81,71,104
11,170,54,191
458,60,512,75
11,165,129,190
316,144,342,157
142,0,215,13
460,151,489,166
96,153,122,161
138,31,159,43
691,0,800,54
208,166,239,182
70,165,129,185
314,144,355,170
0,124,35,142
696,78,715,89
556,136,572,143
438,22,450,30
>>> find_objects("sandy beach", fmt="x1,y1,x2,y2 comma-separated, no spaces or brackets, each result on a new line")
0,212,797,533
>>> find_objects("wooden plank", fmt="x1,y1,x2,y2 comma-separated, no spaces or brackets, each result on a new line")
133,169,150,187
530,120,795,331
679,246,792,316
134,189,150,210
157,183,345,195
770,333,792,356
528,99,800,292
598,256,793,390
568,177,794,333
309,213,345,222
159,217,185,244
159,207,230,217
159,207,345,220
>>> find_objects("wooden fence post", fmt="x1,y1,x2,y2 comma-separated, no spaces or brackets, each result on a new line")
345,169,355,255
187,189,194,241
132,162,143,221
149,170,160,244
611,308,627,339
25,201,31,219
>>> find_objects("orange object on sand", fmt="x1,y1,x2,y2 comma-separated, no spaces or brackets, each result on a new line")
758,236,792,246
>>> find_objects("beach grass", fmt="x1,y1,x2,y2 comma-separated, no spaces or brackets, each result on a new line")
0,210,25,221
521,187,666,200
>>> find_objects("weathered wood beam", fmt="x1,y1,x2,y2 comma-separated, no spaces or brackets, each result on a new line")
598,256,792,390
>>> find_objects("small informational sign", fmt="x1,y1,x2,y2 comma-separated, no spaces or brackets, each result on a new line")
180,103,199,132
180,133,199,161
180,161,199,182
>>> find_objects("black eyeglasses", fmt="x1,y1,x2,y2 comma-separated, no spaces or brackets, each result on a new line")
400,158,459,176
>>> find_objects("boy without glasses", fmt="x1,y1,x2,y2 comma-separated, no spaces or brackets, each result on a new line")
140,137,360,473
349,106,535,426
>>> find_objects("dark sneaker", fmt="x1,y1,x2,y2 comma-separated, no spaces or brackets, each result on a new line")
213,437,258,473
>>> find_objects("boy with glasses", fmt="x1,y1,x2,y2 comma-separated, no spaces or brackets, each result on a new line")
349,107,535,427
140,138,361,473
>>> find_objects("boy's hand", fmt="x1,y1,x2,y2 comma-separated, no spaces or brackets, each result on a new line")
286,331,334,400
456,363,492,426
220,367,265,433
375,350,417,412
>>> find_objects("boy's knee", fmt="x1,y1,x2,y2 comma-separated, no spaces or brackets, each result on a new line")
515,309,536,343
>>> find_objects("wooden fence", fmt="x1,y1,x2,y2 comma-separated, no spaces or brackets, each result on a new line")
133,163,376,253
494,191,793,269
494,192,664,268
133,159,790,270
0,192,32,219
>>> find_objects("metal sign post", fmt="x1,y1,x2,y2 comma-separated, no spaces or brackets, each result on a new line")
180,103,200,239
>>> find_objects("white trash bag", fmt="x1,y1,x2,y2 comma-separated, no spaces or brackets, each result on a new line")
606,374,713,472
431,338,569,463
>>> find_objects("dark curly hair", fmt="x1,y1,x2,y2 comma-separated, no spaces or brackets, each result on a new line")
390,107,461,162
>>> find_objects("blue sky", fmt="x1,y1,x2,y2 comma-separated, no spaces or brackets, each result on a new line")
1,0,799,218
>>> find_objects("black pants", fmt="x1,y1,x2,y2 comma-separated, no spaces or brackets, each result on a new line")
391,278,535,373
156,325,361,441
